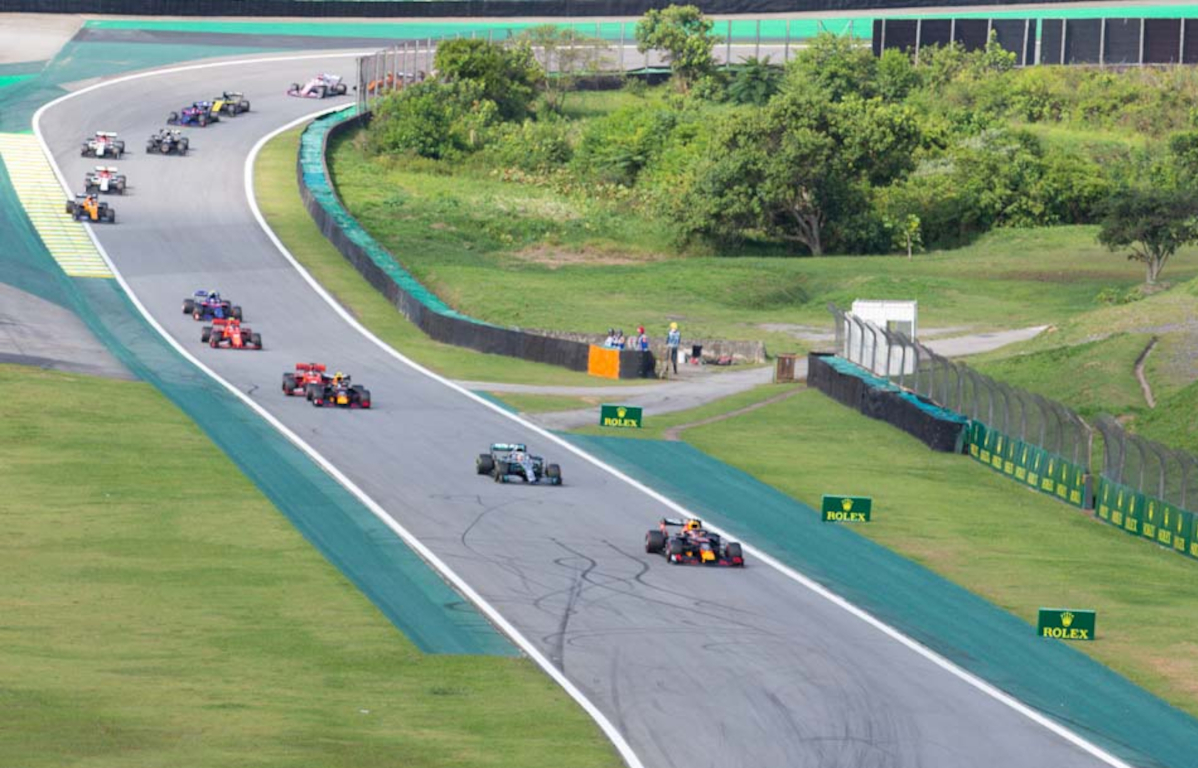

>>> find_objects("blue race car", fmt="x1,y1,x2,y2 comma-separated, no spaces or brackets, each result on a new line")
167,102,219,127
182,290,242,321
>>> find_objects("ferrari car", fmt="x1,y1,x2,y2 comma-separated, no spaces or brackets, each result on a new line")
645,518,744,567
201,318,261,350
167,101,219,127
476,443,562,485
307,371,371,408
283,362,332,396
80,131,125,159
287,74,348,99
182,290,241,321
146,129,189,156
65,194,115,223
212,91,251,116
83,166,126,195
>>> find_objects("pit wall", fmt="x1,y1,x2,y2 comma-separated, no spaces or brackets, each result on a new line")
297,107,653,378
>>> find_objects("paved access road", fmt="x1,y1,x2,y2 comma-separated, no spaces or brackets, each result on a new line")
41,53,1122,768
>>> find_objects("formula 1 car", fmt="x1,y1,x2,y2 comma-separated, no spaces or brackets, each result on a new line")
146,129,189,156
182,290,242,321
282,362,331,396
80,131,125,159
84,166,126,195
307,371,371,408
211,91,251,116
167,101,219,127
65,194,115,223
645,518,744,567
476,443,562,485
287,74,348,99
201,318,261,350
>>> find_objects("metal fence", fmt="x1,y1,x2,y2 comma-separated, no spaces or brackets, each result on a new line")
1095,416,1198,510
828,303,1092,468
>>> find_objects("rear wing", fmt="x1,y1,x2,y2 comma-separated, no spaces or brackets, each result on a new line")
296,362,326,372
660,517,702,528
490,442,527,453
96,131,119,137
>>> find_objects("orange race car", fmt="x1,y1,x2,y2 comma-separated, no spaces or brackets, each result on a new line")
65,193,115,223
201,318,262,350
282,362,331,396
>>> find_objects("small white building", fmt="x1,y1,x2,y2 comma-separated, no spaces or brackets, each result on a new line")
846,300,918,376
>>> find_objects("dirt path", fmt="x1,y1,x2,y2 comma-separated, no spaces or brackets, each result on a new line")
1134,336,1158,409
662,386,804,441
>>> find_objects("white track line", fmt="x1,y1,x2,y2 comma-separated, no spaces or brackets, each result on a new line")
34,53,1134,768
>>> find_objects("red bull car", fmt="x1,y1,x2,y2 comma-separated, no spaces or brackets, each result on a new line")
645,518,744,567
282,362,331,396
307,371,371,408
201,318,261,350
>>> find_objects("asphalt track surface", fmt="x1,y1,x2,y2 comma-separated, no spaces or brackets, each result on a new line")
42,54,1123,768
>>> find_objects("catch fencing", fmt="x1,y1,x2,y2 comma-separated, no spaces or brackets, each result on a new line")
826,303,1198,561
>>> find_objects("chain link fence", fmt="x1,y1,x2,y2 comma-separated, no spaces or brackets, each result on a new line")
1094,416,1198,510
829,303,1092,468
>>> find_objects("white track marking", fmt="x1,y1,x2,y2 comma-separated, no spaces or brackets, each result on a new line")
33,52,1135,768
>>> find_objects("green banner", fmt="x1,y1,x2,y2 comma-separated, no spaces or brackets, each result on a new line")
599,404,643,429
966,422,1088,508
821,495,872,522
1037,608,1096,641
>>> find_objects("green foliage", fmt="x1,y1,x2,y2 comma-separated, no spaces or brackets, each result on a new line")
434,38,544,121
367,80,497,160
572,106,677,186
786,32,876,101
875,48,919,102
634,4,720,92
728,56,782,106
1098,185,1198,284
1095,286,1145,306
484,117,574,173
518,25,607,113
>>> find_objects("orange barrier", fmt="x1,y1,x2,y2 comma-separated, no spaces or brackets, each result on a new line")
588,345,620,379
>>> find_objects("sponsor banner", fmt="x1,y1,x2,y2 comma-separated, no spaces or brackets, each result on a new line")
821,495,872,523
967,421,1087,508
599,404,642,429
1037,608,1096,641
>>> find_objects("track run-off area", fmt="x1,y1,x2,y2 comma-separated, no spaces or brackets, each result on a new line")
32,51,1154,768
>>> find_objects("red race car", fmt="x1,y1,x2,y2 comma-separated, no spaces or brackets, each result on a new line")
282,362,330,396
201,318,262,350
645,518,744,567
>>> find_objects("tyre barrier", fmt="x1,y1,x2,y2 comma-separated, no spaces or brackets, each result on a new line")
807,352,967,453
297,109,653,378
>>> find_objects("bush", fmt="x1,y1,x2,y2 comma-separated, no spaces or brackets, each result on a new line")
485,118,574,173
367,81,497,160
434,38,544,121
572,106,677,185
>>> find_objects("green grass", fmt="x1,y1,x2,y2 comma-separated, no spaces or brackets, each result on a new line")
674,387,1198,718
329,131,1198,353
488,392,601,413
571,383,797,440
1133,380,1198,455
971,332,1150,418
0,364,621,768
255,126,645,387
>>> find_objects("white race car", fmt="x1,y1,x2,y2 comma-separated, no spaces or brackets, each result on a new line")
81,131,125,159
84,166,126,195
287,74,349,99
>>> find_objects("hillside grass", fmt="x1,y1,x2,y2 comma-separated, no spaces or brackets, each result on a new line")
670,387,1198,718
255,126,648,387
0,364,621,768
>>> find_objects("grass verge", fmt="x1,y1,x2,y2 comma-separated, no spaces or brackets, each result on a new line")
254,126,646,388
670,387,1198,718
0,364,620,768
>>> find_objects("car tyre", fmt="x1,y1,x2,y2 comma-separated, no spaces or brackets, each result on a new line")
726,542,743,563
201,327,212,343
182,299,195,314
477,454,494,475
545,463,561,484
645,530,666,554
667,538,685,558
282,373,296,394
251,333,262,349
231,305,242,320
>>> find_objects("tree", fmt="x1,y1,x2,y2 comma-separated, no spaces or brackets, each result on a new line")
728,56,782,106
786,31,876,102
434,38,544,121
367,81,496,160
875,48,919,102
634,5,720,93
1097,186,1198,284
519,24,608,113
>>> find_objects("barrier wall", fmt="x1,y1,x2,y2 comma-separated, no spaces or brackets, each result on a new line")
807,352,967,453
1095,477,1198,560
965,421,1090,508
0,0,1105,18
298,108,652,378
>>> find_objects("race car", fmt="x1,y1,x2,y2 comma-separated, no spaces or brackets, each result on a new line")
83,166,126,195
476,443,562,485
645,518,744,567
80,131,125,158
211,91,251,116
306,370,371,408
201,318,261,350
282,362,331,397
167,101,219,127
65,194,115,223
146,129,189,156
287,74,348,99
182,290,241,321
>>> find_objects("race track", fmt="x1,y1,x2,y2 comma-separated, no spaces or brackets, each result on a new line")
40,53,1124,768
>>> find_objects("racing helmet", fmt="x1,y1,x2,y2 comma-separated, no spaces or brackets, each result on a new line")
333,371,345,383
684,519,700,532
